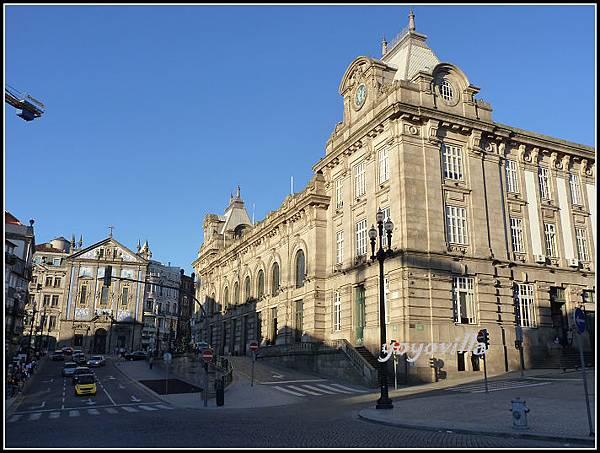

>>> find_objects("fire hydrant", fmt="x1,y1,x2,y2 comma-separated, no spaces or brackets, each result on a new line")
510,397,530,430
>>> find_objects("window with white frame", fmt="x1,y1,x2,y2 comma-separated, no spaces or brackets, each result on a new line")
575,228,590,262
335,177,344,209
453,277,476,324
52,258,61,266
356,219,367,257
381,206,391,248
538,167,551,200
336,231,344,265
333,291,342,331
51,295,59,307
354,161,366,198
442,144,463,180
445,205,468,245
510,217,525,253
569,173,582,206
505,160,519,193
515,283,537,327
440,79,454,101
378,146,389,184
544,223,558,257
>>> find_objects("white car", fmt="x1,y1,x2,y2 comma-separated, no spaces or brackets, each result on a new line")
87,355,106,367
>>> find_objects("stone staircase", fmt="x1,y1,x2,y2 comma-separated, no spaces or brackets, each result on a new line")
355,346,396,385
529,348,594,370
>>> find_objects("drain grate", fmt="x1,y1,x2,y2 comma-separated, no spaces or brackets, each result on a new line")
138,379,203,395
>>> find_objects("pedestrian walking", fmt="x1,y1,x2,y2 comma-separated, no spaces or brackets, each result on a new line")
149,355,153,370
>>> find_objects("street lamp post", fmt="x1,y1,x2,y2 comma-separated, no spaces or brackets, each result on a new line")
369,208,394,410
26,301,38,363
36,307,47,357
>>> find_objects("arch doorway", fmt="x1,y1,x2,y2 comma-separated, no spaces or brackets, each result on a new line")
93,329,108,354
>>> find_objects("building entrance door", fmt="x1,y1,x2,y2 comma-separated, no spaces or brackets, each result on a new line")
93,329,107,354
355,286,365,346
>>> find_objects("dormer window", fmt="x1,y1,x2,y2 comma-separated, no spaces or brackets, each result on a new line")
440,79,454,102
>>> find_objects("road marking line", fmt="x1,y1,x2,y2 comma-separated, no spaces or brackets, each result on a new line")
8,415,22,423
28,413,42,421
302,384,338,394
102,386,117,406
138,405,158,411
88,409,101,415
316,384,353,394
121,406,139,413
468,382,553,393
105,408,119,414
154,404,175,410
288,385,322,396
329,383,367,393
69,410,80,417
49,412,61,419
273,386,306,397
261,379,327,385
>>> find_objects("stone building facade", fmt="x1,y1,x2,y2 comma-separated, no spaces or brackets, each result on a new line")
192,13,595,382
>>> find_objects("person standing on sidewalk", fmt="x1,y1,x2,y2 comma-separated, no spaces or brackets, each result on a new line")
149,355,153,370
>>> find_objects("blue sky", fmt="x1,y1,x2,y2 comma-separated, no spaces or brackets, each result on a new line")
5,5,596,274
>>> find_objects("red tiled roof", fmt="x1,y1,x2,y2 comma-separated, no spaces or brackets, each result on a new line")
35,244,64,253
5,211,22,225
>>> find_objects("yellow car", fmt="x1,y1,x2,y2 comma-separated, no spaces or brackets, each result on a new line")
74,374,97,396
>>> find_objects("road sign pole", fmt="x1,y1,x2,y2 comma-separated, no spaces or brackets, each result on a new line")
393,354,398,390
573,308,593,437
251,351,255,387
204,362,208,408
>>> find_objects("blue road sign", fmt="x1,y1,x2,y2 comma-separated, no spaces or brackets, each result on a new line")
574,308,586,334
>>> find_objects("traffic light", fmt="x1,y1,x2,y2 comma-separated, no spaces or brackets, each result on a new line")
483,329,490,349
104,265,112,287
429,357,436,369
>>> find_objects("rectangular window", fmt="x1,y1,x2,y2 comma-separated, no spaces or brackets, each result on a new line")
333,291,342,332
515,283,537,327
295,300,303,342
544,223,558,257
442,144,463,180
356,219,368,257
100,287,109,305
43,294,51,306
52,258,61,266
354,161,366,198
336,231,344,265
381,207,391,248
510,218,525,253
53,277,61,288
335,177,344,209
80,285,87,305
575,228,590,262
98,248,104,258
446,205,468,245
453,277,476,324
32,275,37,285
51,295,59,307
569,173,582,206
582,290,594,305
538,167,551,200
48,316,57,331
122,287,129,305
45,276,53,287
505,160,519,193
378,146,389,184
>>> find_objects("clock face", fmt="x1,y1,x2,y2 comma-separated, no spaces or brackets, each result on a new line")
355,84,367,108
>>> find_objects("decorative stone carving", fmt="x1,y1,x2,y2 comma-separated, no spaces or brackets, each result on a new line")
427,119,440,144
74,308,89,320
550,152,561,170
404,124,419,136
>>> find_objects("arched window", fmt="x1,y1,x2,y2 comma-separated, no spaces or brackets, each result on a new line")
295,250,305,288
234,282,240,306
244,276,251,302
257,270,265,299
223,287,229,310
271,263,280,296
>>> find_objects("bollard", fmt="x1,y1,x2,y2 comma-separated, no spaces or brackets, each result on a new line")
215,377,225,406
510,397,530,430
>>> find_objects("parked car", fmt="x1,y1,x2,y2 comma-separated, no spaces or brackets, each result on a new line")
72,353,87,365
62,362,78,377
51,350,65,361
72,349,83,356
87,355,106,367
74,374,97,396
124,351,147,361
62,347,73,355
72,366,93,384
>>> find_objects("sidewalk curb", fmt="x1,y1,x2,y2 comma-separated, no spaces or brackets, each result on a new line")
5,356,50,416
357,411,595,446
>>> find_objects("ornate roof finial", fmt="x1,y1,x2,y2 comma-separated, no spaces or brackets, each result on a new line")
382,35,388,55
108,225,114,238
78,234,83,249
409,9,415,32
236,185,241,199
137,239,141,252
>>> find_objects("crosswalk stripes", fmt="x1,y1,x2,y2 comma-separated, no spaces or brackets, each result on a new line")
270,382,369,398
7,403,176,424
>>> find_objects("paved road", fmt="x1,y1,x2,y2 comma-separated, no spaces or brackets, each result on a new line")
5,358,580,448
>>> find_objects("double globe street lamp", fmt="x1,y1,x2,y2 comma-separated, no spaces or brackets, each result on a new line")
369,208,394,410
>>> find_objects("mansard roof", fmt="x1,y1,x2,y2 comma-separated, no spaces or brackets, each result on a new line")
381,25,440,81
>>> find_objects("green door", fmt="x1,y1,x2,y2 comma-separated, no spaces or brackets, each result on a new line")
355,286,365,346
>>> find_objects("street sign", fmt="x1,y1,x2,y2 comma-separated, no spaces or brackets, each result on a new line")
163,352,172,363
574,308,587,334
201,349,213,363
249,341,259,353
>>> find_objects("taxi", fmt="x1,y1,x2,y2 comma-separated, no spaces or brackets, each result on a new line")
74,374,97,396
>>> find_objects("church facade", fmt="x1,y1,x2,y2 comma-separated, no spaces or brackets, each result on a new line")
192,13,595,382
